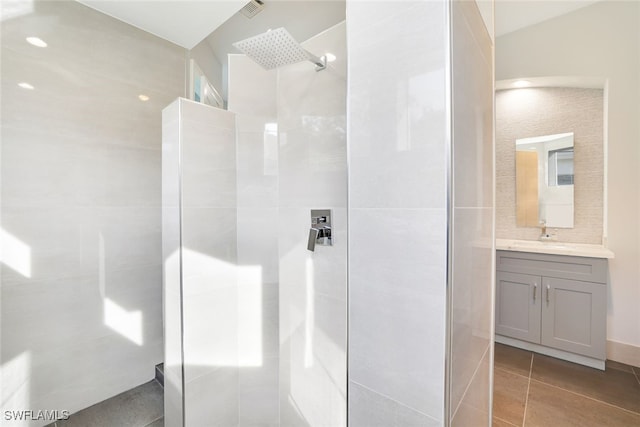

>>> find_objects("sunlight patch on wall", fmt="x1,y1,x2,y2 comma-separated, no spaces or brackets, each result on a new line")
304,257,315,368
103,298,143,346
1,351,31,416
98,232,143,345
181,248,264,368
238,265,263,367
0,228,31,278
289,326,346,426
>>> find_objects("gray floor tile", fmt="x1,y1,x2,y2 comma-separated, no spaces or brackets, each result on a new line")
494,343,533,377
531,353,640,414
525,381,640,427
493,368,528,426
55,380,163,427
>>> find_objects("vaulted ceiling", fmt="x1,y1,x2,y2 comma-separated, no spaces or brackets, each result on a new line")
76,0,603,50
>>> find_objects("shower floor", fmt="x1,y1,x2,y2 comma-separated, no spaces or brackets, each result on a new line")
45,379,163,427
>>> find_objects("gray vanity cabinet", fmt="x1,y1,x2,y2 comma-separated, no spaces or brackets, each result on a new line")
496,250,607,361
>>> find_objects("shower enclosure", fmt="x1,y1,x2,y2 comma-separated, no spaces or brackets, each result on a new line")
162,1,494,426
162,22,347,426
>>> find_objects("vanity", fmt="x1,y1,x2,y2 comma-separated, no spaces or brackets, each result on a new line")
495,239,614,370
494,86,613,369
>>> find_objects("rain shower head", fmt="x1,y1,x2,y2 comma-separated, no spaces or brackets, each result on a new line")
232,27,326,71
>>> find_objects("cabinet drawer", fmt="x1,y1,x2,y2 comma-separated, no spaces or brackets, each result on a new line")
497,250,607,283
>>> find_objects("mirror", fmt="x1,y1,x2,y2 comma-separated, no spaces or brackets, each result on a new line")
516,132,574,228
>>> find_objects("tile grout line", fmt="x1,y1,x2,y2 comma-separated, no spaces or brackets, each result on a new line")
633,367,640,386
529,378,640,416
521,353,534,427
494,365,531,380
451,345,491,422
350,379,440,422
144,415,163,427
494,415,520,427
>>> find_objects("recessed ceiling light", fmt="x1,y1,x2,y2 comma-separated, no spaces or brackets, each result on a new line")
138,94,149,102
512,80,531,88
26,37,47,48
18,82,34,90
325,53,336,62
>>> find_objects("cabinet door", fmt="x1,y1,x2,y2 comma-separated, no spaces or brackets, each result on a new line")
541,277,606,359
495,271,541,343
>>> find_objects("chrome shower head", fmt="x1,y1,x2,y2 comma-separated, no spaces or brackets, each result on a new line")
232,27,326,71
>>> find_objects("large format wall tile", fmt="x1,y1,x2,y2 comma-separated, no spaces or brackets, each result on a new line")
277,22,347,427
349,208,447,418
1,1,184,424
347,1,449,424
226,23,348,426
348,1,494,425
349,381,441,427
348,1,447,211
228,52,281,426
163,100,240,426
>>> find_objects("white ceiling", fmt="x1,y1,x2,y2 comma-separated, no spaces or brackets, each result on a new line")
77,0,246,49
76,0,603,50
495,0,601,37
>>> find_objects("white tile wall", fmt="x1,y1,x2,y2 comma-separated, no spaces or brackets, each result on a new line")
162,99,239,426
211,23,348,426
1,1,184,425
348,1,494,425
347,1,449,424
161,99,185,427
277,22,348,427
349,382,441,427
228,54,281,426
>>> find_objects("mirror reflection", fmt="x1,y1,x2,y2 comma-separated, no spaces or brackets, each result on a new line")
516,132,574,228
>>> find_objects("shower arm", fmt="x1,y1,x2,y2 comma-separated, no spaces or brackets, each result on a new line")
306,51,327,71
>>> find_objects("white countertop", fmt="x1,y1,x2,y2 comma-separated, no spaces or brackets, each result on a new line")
496,239,615,259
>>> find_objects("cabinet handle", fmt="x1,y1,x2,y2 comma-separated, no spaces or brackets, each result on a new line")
533,283,537,301
546,284,550,303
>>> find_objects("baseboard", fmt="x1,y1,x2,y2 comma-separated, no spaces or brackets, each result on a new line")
495,335,605,370
607,340,640,368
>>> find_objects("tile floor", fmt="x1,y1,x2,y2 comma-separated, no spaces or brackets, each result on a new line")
44,345,640,427
45,380,163,427
493,343,640,427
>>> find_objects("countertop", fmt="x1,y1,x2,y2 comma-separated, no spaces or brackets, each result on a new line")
496,239,615,259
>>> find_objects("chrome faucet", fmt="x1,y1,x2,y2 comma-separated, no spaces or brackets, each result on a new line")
539,220,547,238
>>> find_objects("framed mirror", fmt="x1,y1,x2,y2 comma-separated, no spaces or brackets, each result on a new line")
516,132,574,228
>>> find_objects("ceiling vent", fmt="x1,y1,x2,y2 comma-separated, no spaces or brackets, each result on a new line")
240,0,265,19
